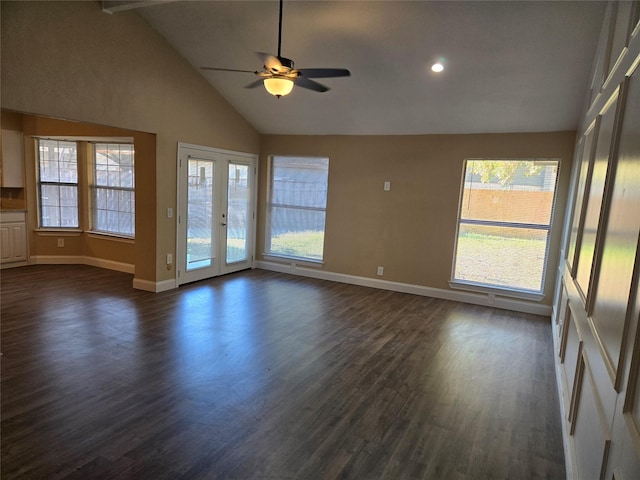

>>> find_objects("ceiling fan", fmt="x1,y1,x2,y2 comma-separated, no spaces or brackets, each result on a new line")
201,0,350,98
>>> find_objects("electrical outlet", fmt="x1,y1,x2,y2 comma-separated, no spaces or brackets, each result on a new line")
377,266,384,276
57,238,64,248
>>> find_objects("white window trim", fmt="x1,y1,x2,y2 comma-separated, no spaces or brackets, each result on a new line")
450,158,560,298
36,138,80,229
449,279,545,302
91,142,135,238
262,252,324,267
34,228,83,237
265,154,329,263
87,231,135,243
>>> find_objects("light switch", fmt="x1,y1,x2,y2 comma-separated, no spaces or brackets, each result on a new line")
167,207,173,218
384,181,391,191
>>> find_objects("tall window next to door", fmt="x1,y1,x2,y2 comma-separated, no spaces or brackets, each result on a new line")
452,159,559,295
37,139,79,228
266,156,329,262
93,143,135,237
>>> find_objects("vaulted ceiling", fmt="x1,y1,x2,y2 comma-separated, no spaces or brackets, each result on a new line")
106,1,606,135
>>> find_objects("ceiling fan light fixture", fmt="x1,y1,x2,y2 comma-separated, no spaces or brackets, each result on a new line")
200,0,348,97
264,77,294,98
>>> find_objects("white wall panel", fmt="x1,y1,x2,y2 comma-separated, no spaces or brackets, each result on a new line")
554,3,640,478
591,68,640,389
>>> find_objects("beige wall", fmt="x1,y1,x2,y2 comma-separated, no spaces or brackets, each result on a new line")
2,1,576,304
1,0,260,283
259,132,575,304
10,113,153,270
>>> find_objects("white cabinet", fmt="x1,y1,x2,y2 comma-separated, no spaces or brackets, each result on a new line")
0,211,27,265
1,129,25,188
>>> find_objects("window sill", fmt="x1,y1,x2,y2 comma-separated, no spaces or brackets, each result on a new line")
449,280,545,302
35,228,83,237
262,253,324,268
87,231,135,243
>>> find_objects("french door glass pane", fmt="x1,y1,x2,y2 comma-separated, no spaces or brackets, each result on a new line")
226,163,250,264
187,159,214,271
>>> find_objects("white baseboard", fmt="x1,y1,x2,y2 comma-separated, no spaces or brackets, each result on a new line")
83,257,135,274
30,255,135,274
30,255,178,292
255,260,552,316
0,260,30,269
30,255,84,265
132,277,176,293
25,256,554,313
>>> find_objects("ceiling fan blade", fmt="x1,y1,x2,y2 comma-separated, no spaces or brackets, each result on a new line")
297,68,351,79
201,67,257,74
256,52,282,72
244,79,265,89
295,77,329,93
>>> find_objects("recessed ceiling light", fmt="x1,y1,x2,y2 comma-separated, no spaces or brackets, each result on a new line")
431,62,444,73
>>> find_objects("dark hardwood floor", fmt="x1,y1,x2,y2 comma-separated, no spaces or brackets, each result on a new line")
1,265,565,479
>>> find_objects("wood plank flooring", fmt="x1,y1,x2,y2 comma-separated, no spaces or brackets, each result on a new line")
1,265,565,479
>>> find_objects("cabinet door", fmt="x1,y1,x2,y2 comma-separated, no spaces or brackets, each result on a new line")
0,222,27,263
9,223,26,261
0,129,25,188
0,225,12,262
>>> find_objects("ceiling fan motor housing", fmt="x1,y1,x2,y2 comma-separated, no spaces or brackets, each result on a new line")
272,56,294,73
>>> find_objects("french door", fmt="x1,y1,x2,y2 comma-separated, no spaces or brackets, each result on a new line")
176,143,256,285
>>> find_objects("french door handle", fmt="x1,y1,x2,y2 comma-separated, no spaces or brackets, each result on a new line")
221,222,227,226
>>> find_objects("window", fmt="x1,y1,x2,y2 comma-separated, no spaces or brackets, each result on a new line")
93,143,135,237
266,156,329,262
452,159,560,295
37,139,79,228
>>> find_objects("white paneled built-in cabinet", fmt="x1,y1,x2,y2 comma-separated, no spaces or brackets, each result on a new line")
553,2,640,479
0,211,27,265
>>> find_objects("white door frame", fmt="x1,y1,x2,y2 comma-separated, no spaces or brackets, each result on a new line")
176,142,257,286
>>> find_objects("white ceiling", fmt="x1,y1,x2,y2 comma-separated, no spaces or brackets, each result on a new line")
118,1,606,135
